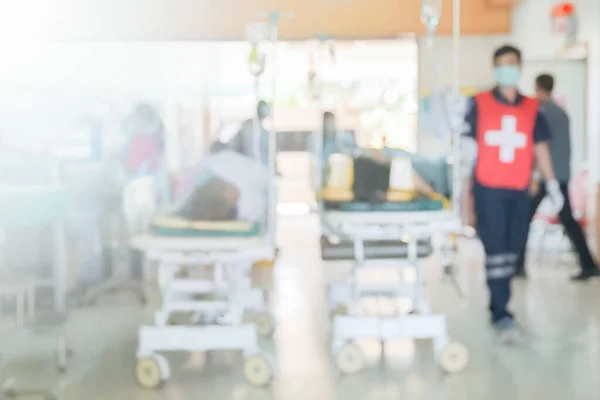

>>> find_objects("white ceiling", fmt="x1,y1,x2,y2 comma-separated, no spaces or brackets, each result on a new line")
0,0,234,40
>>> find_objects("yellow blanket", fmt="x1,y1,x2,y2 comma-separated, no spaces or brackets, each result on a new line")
152,216,255,231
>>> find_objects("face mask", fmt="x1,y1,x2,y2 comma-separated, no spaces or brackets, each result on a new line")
494,65,521,88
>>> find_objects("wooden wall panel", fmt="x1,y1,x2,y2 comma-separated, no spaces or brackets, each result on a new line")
487,0,522,8
0,0,512,41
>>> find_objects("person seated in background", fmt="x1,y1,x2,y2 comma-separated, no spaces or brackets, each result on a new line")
124,103,164,177
211,100,271,166
320,111,359,162
123,103,171,205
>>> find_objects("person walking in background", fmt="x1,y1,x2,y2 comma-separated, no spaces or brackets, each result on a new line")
515,74,599,281
123,103,171,205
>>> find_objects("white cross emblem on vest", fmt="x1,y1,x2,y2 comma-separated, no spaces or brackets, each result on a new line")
484,115,527,163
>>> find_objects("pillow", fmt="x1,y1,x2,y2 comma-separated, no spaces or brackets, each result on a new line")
319,188,354,202
326,153,354,190
389,157,416,193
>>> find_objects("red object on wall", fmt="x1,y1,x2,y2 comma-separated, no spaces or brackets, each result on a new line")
551,1,577,40
551,2,575,17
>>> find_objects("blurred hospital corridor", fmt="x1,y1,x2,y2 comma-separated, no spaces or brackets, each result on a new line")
1,0,600,398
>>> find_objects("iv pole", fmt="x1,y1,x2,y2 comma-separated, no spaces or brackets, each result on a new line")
421,0,464,297
261,11,293,257
451,0,461,219
420,0,461,216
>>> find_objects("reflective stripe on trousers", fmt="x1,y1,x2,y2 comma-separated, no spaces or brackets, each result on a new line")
486,253,517,280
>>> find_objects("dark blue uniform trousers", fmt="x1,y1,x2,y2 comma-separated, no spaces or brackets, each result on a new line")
473,180,531,323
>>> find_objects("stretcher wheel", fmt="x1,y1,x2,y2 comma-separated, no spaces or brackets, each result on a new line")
243,353,273,387
334,342,365,375
439,342,469,374
135,354,170,389
255,312,276,337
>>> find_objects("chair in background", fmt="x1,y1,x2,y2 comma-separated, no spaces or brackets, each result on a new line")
71,177,155,307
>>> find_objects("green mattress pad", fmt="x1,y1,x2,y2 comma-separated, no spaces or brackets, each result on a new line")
324,199,444,212
153,224,261,237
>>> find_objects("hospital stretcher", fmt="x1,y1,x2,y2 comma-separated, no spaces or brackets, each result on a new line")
323,200,469,375
316,154,469,375
130,219,277,389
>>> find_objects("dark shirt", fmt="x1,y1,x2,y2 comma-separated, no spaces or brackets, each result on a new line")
463,87,551,143
540,99,571,183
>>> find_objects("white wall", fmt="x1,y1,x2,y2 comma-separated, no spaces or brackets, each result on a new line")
512,0,600,204
419,35,509,91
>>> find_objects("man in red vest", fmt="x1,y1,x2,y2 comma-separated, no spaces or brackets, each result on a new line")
463,45,564,344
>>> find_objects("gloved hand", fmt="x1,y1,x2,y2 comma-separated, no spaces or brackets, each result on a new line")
545,179,565,214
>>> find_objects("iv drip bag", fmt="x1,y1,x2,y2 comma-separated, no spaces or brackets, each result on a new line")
248,45,266,77
421,0,442,37
246,22,268,77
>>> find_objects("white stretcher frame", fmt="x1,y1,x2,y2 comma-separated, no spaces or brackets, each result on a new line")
314,0,468,374
129,13,293,389
323,212,467,374
131,147,277,386
320,187,466,374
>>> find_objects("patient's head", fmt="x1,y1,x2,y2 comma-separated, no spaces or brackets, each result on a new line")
192,177,239,221
323,112,336,136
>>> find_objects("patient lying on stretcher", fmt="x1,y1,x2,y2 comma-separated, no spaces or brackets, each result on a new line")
165,150,268,224
317,112,449,203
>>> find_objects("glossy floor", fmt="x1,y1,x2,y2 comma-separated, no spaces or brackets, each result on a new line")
1,215,599,400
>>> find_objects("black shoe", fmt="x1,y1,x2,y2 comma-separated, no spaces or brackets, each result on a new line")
570,270,600,281
514,269,527,279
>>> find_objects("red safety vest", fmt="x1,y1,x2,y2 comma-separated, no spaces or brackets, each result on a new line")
474,91,538,190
